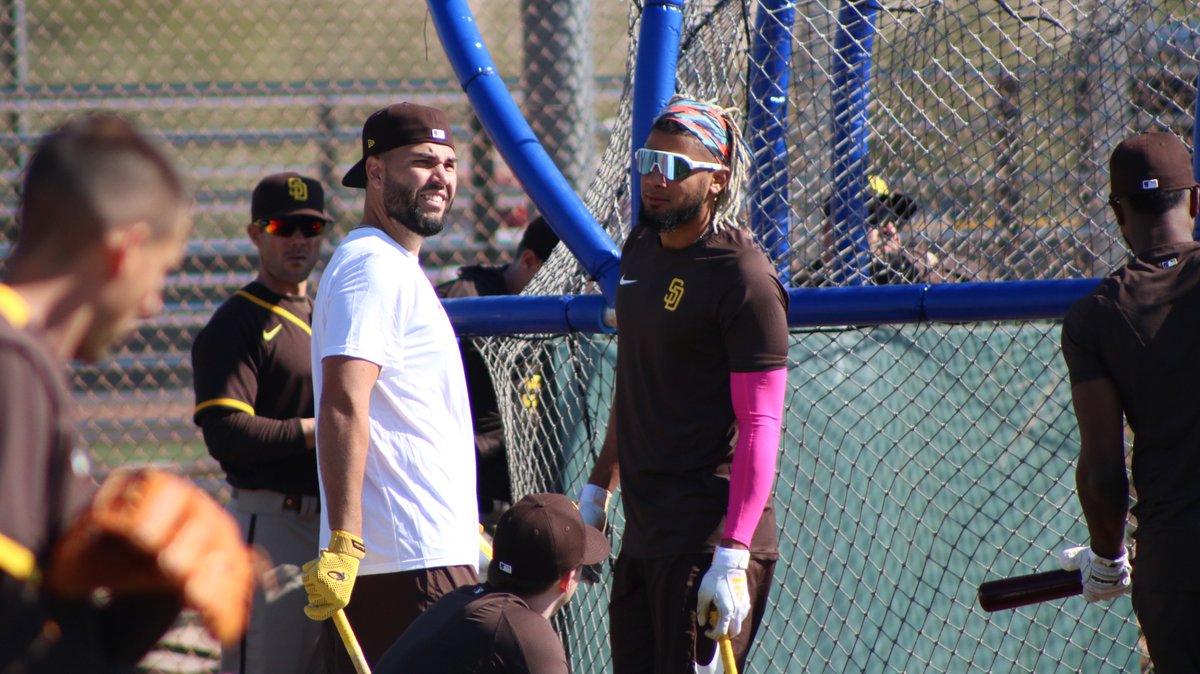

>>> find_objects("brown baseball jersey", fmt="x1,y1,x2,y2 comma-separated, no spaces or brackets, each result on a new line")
1062,240,1200,588
0,284,94,568
374,583,569,674
0,283,179,670
191,282,317,495
614,226,789,559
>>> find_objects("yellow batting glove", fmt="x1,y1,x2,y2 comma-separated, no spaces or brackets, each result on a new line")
302,529,365,621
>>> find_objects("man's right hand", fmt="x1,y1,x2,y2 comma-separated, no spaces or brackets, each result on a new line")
577,483,611,531
1057,545,1131,603
302,529,365,620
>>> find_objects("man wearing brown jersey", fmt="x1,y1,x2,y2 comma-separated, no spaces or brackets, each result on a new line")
1061,131,1200,672
580,97,790,673
0,114,256,671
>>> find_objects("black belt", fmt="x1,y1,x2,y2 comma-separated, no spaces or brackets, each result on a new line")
232,488,320,514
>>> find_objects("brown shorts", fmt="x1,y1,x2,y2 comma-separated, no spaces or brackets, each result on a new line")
609,552,775,674
320,564,477,673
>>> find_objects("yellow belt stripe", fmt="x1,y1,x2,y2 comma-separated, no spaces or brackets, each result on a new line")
234,290,312,336
0,531,37,583
0,283,31,328
195,398,256,416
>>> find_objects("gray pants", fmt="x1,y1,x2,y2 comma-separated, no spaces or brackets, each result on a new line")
221,488,323,674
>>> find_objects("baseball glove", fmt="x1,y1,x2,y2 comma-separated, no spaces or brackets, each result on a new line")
43,467,258,644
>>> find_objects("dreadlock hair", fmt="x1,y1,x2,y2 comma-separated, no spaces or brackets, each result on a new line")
650,94,752,235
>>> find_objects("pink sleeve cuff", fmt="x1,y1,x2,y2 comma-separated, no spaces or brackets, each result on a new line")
723,368,787,546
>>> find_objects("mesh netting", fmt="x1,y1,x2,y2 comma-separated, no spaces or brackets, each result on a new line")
486,0,1200,671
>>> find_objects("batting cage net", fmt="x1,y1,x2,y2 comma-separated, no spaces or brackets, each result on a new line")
0,0,1196,671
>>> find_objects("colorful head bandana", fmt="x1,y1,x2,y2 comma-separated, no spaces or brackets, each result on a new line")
654,98,731,164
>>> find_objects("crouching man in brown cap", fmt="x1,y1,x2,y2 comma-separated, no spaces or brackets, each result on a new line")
375,493,610,674
1061,131,1200,672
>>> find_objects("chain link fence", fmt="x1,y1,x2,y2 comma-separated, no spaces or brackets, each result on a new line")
2,0,1197,670
0,0,627,669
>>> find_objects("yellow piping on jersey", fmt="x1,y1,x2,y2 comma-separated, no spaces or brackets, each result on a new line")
0,531,38,583
195,398,256,416
234,290,312,336
0,283,31,328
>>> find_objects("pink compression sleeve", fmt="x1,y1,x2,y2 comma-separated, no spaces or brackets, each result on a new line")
723,368,787,547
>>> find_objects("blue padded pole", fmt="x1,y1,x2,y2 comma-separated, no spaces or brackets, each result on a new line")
429,0,622,303
630,0,685,227
748,0,795,281
444,278,1103,335
829,0,879,285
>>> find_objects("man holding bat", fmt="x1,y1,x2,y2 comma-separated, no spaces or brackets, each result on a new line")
1061,131,1200,671
579,96,789,673
305,103,478,671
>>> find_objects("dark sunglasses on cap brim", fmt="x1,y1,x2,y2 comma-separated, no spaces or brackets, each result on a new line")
635,148,723,181
255,217,328,238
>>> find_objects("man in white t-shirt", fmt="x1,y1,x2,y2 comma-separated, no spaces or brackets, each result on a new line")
302,102,478,673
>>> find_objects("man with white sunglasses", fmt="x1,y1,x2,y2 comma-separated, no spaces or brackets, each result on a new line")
580,96,789,673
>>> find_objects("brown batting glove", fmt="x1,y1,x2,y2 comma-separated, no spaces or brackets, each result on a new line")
43,467,259,645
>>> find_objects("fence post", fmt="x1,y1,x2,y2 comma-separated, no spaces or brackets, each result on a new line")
521,0,596,194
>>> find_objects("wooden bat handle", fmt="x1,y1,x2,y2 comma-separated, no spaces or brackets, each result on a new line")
978,568,1082,612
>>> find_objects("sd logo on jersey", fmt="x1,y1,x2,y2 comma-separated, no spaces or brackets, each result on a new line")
664,278,685,311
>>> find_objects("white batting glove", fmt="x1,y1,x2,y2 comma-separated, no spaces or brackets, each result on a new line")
1057,545,1131,603
577,484,610,531
697,546,751,639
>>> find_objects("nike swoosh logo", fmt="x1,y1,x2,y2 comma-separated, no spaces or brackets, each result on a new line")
262,324,283,342
619,275,638,286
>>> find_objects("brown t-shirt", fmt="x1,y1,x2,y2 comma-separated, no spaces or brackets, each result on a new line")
0,287,94,566
615,226,789,558
191,282,318,494
1062,241,1200,553
375,584,568,674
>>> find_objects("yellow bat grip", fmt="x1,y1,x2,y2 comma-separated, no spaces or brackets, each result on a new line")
718,634,738,674
708,609,739,674
334,609,371,674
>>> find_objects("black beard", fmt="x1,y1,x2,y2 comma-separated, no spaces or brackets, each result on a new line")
637,197,703,234
384,180,447,237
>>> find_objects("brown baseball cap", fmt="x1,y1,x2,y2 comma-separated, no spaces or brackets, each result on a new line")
489,493,610,585
342,103,455,189
1109,132,1198,201
251,172,331,222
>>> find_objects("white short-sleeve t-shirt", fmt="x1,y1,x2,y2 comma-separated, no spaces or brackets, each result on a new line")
312,227,477,574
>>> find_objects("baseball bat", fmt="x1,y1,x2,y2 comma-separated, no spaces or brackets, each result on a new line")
693,610,739,674
333,609,371,674
718,633,737,674
977,568,1082,612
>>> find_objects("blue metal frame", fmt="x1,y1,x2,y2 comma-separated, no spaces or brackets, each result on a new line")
748,0,796,279
428,0,622,304
829,0,880,285
445,279,1102,336
630,0,686,226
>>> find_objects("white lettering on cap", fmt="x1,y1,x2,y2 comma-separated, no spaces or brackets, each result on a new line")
1142,178,1159,190
499,561,513,573
432,128,447,140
